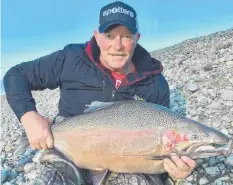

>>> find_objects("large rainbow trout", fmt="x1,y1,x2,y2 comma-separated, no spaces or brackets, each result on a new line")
39,100,232,176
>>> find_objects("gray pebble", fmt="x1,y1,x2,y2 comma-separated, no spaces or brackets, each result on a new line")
1,157,6,166
4,182,12,185
196,158,204,165
171,105,180,113
216,156,225,161
214,179,223,185
1,169,10,183
14,165,24,173
13,137,30,156
3,163,13,170
201,163,208,168
217,176,230,181
228,128,233,135
186,174,194,182
208,102,220,109
16,175,24,182
15,155,34,172
4,144,14,153
18,155,34,165
205,167,220,176
9,169,19,179
24,148,36,156
212,121,222,128
209,157,217,166
219,89,233,101
199,177,209,185
7,153,13,158
225,154,233,166
1,152,6,159
187,80,199,92
24,163,36,173
217,163,227,171
0,139,7,151
32,150,44,164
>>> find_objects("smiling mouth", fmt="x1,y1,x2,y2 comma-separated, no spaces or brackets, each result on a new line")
110,54,125,56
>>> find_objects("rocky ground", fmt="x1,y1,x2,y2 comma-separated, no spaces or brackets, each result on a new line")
151,28,233,184
1,28,233,185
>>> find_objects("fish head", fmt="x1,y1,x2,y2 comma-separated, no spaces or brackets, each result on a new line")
162,118,231,159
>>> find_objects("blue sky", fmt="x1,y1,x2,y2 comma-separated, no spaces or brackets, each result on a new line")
1,0,233,80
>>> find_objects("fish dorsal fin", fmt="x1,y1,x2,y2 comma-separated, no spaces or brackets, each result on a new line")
84,101,114,113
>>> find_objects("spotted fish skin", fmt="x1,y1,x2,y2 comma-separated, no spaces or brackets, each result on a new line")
49,100,230,174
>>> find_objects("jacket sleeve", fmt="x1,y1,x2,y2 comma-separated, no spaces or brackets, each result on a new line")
3,47,66,121
153,74,170,109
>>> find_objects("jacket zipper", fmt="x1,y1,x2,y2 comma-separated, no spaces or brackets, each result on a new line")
102,80,116,101
112,90,115,100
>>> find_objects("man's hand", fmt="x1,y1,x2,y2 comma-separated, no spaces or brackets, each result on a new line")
163,153,196,179
21,111,53,150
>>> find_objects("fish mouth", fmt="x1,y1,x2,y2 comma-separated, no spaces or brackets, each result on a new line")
184,139,233,159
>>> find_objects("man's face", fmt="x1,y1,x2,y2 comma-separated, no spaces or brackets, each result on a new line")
94,25,140,73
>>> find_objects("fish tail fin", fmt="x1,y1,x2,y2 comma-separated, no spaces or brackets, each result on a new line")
89,170,108,185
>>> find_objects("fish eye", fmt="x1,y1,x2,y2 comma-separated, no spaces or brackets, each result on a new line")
191,134,199,140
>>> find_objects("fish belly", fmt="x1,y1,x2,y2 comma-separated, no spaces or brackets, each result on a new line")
53,128,166,174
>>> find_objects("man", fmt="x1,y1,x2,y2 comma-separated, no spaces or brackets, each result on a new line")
4,1,196,184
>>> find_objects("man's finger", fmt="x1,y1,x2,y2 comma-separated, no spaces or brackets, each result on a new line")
33,140,42,150
171,155,190,171
30,143,36,150
181,156,196,168
163,158,177,174
46,134,54,149
40,140,48,149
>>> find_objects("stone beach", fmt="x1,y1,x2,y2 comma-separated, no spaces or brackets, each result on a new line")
1,28,233,185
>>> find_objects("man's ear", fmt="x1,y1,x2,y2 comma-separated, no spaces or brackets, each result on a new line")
134,32,140,49
94,30,100,45
135,32,140,42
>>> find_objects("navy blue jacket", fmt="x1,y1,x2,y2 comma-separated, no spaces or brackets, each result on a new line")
4,37,170,120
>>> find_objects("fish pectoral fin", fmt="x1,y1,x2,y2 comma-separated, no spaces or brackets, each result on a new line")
145,155,171,160
84,101,114,113
89,170,108,185
122,153,171,160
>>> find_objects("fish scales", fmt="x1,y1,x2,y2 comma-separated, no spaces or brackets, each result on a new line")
53,101,181,131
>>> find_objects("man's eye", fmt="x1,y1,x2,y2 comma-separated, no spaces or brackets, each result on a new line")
104,34,112,39
123,35,133,40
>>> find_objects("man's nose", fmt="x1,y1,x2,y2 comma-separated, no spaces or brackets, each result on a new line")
113,37,123,50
